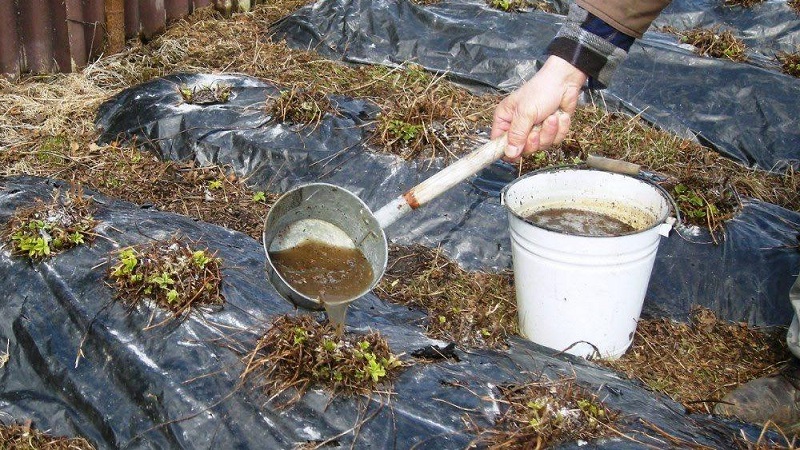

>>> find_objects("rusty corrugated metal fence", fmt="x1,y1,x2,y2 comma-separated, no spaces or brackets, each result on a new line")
0,0,262,77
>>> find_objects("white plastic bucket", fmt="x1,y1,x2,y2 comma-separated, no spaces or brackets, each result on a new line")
502,168,674,359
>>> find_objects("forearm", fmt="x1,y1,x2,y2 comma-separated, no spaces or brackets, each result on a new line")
577,0,673,38
546,1,671,88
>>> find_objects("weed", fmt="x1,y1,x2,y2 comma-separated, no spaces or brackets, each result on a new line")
252,191,267,203
107,238,224,316
3,187,97,261
673,183,720,221
473,378,616,448
777,51,800,77
666,26,747,61
385,119,424,144
37,135,69,164
240,315,403,400
207,179,223,190
178,83,232,105
266,87,335,128
487,0,527,12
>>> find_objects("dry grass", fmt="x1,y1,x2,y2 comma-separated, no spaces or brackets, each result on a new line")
778,51,800,77
411,0,442,5
601,307,792,415
472,378,617,448
107,237,224,320
0,143,273,240
724,0,765,7
376,245,517,348
666,26,748,61
0,422,95,449
239,314,402,403
791,0,800,13
266,86,336,128
370,64,491,160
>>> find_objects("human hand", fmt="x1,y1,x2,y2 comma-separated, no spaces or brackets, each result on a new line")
491,55,588,162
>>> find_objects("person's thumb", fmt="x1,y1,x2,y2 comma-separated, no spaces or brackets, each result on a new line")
505,106,540,159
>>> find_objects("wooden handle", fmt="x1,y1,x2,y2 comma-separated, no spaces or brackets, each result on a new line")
405,134,508,208
586,154,641,176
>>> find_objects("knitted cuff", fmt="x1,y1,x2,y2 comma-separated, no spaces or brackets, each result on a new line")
545,4,634,89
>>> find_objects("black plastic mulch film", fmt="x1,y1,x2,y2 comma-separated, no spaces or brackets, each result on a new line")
0,0,798,448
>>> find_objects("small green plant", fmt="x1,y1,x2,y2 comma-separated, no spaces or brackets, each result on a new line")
37,135,69,164
252,191,267,203
107,238,224,316
179,83,232,105
192,249,212,268
475,380,616,448
208,179,223,190
674,184,718,220
577,398,607,424
242,315,403,399
489,0,511,11
4,188,97,261
386,119,423,144
486,0,536,12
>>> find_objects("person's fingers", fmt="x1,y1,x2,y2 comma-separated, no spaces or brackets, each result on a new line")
506,104,540,159
491,99,514,140
537,115,560,150
553,110,571,146
559,85,583,115
523,125,541,156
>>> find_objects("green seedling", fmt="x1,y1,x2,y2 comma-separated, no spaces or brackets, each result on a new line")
476,380,616,448
208,179,223,190
4,188,97,261
107,238,224,316
244,315,403,398
487,0,528,12
179,83,232,105
252,191,267,203
674,184,718,220
577,398,607,424
386,119,423,144
192,250,212,268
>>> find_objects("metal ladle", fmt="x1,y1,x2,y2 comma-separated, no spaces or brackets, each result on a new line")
263,135,508,327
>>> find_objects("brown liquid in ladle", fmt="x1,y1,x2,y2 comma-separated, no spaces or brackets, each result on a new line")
269,240,374,305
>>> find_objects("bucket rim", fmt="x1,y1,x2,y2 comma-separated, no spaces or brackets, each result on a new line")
262,182,388,308
502,166,675,238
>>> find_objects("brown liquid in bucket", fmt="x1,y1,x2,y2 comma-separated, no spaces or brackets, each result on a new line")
526,207,637,236
269,240,374,304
